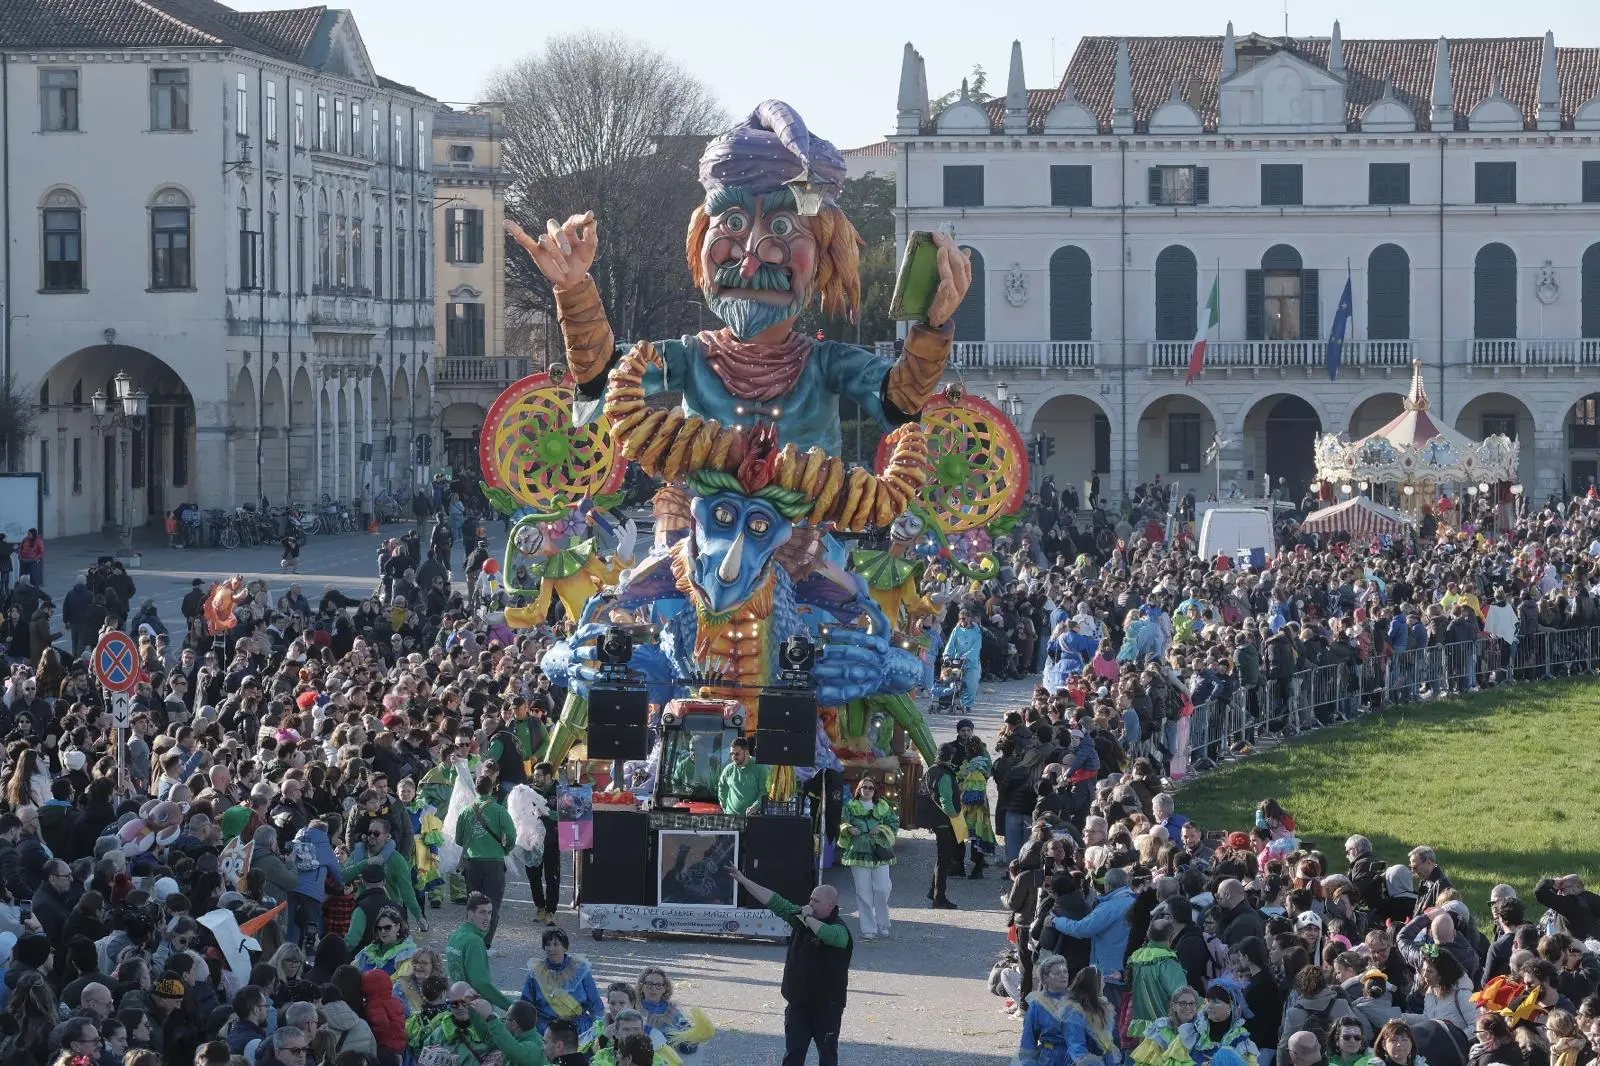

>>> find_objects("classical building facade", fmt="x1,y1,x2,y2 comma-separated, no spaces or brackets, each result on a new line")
1,0,436,538
890,26,1600,506
430,102,518,478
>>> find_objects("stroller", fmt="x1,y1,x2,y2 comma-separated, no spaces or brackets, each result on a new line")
930,656,968,714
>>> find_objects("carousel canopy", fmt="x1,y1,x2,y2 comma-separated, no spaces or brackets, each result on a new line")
1313,361,1519,485
1299,494,1414,537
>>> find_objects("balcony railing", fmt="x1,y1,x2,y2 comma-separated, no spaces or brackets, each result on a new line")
1147,339,1415,370
437,355,533,386
1470,339,1600,367
870,340,1098,369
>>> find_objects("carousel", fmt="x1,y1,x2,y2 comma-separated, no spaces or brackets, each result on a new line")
1312,361,1520,525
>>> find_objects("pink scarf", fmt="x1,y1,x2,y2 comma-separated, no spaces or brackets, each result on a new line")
696,328,814,403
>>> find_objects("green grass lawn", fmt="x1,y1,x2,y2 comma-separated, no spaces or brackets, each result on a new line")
1177,679,1600,913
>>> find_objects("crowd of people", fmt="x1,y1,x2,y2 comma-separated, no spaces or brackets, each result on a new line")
3,468,1600,1066
0,522,727,1066
906,483,1600,1066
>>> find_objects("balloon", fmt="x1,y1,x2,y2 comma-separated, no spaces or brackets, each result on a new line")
483,559,501,575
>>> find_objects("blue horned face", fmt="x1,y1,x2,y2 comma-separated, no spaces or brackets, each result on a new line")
690,491,793,615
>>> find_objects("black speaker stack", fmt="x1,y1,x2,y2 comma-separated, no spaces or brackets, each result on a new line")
753,689,819,768
587,684,649,760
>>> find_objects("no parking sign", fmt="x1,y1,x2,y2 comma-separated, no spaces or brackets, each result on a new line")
93,630,140,694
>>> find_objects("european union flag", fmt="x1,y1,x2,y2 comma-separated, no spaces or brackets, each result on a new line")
1326,274,1353,381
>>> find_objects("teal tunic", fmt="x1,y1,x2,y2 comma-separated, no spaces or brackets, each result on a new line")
642,336,893,455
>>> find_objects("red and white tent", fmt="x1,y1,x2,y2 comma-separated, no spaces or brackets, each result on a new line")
1300,495,1413,537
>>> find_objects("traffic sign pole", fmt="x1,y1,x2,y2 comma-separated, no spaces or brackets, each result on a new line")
93,631,139,800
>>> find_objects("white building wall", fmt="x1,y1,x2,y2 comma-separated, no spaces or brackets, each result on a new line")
897,131,1600,505
5,45,436,538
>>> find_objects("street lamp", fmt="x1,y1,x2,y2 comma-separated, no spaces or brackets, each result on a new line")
90,370,150,559
995,381,1009,408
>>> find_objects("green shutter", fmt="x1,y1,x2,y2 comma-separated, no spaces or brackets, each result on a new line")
1155,246,1197,340
1245,269,1264,340
1583,244,1600,338
1147,167,1163,205
1474,244,1517,338
1194,167,1210,204
1301,269,1320,338
1368,244,1410,340
1051,165,1092,207
954,246,985,341
1049,246,1092,341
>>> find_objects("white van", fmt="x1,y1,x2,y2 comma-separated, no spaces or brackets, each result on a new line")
1197,506,1275,562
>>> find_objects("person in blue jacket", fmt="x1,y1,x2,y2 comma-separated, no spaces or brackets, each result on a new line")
287,819,344,947
1051,866,1138,1012
942,607,984,708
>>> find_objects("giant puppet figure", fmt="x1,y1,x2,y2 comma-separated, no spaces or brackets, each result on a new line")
510,101,969,773
506,99,971,456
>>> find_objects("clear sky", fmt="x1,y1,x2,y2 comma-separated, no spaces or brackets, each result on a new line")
231,0,1600,149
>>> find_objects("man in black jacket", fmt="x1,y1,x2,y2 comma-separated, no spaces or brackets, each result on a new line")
1345,835,1387,911
730,866,852,1066
1535,875,1600,941
1166,897,1213,994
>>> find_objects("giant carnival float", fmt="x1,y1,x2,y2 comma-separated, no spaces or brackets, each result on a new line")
479,100,1027,939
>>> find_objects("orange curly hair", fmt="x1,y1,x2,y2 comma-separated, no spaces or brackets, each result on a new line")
685,201,863,323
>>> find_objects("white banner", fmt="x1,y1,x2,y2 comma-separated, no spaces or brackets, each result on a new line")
579,904,791,938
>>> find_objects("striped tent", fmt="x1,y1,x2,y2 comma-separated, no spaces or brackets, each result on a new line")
1300,495,1413,537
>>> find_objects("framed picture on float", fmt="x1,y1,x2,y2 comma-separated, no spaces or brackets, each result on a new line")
657,829,740,908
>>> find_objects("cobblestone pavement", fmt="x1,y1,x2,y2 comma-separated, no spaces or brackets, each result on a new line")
41,529,1033,1065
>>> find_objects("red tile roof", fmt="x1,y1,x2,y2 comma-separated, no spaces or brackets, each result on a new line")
0,0,222,48
0,0,328,63
221,5,326,59
844,140,897,157
971,34,1600,133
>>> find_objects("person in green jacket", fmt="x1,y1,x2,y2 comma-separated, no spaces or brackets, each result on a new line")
468,996,548,1066
838,775,898,941
508,697,548,766
425,981,504,1065
915,741,964,909
342,817,424,945
454,770,518,948
446,892,511,1008
1128,918,1191,1039
716,737,768,815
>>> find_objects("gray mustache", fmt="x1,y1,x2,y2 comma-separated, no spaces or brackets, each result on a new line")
714,261,792,293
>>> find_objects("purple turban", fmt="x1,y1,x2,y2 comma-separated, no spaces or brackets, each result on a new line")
698,100,846,201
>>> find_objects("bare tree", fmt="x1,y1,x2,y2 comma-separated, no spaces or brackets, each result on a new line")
0,375,36,472
487,32,726,344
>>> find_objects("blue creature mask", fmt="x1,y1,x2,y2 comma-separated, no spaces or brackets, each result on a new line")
690,491,793,616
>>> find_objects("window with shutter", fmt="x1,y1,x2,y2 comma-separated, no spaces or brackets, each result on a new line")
1582,244,1600,338
1584,162,1600,205
1257,245,1303,340
1369,163,1410,205
1261,164,1303,206
1154,245,1198,340
1168,413,1202,473
1473,243,1517,338
953,246,985,341
943,165,984,207
1049,246,1092,340
1149,166,1202,206
1367,244,1411,339
1051,165,1092,207
1475,162,1516,205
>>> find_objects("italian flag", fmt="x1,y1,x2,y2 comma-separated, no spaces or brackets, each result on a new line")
1186,276,1221,385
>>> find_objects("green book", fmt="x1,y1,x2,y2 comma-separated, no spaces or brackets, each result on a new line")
889,230,941,322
